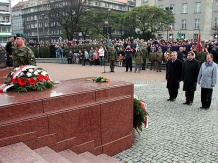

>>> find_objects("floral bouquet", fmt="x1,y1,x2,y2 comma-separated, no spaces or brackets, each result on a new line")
134,98,149,134
92,76,110,83
0,65,54,93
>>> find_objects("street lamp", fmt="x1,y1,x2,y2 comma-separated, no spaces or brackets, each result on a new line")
42,14,45,41
215,34,218,41
164,7,173,40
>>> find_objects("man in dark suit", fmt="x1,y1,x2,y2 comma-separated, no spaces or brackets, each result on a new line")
166,51,183,101
182,51,200,105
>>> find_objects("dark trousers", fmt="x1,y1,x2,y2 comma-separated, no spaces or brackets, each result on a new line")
142,59,146,70
201,88,213,108
126,58,132,71
83,59,91,66
67,58,72,64
100,56,104,65
150,61,155,70
168,88,178,99
185,91,195,103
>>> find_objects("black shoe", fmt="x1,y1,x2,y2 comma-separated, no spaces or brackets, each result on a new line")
183,102,190,105
170,98,176,101
167,98,172,101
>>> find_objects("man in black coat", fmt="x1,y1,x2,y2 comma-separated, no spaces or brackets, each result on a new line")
166,51,183,101
182,51,200,105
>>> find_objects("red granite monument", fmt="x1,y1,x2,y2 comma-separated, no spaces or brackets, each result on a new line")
0,77,134,156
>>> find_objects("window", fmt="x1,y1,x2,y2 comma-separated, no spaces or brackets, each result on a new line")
169,34,173,39
193,34,198,39
158,5,164,9
194,19,200,29
182,3,188,13
216,0,218,11
182,19,186,29
215,18,218,27
195,2,201,13
181,34,185,39
170,24,174,29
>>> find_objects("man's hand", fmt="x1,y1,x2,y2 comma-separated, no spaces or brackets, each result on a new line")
8,37,14,43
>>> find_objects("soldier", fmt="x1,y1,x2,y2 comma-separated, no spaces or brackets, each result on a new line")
6,33,36,68
149,46,156,71
135,48,143,73
156,47,163,72
141,45,148,70
108,46,117,72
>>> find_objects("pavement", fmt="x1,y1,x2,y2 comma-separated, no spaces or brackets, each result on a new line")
38,63,218,163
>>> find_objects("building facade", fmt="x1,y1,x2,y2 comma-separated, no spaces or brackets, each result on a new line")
136,0,218,40
0,0,11,45
12,0,136,43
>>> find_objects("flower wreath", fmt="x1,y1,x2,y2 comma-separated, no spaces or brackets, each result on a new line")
0,65,54,93
92,76,110,82
134,98,149,134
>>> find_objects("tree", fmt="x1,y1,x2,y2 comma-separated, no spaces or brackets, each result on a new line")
123,5,175,38
48,0,87,40
79,9,124,39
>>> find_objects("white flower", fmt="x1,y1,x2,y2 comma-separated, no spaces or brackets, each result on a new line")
37,70,42,73
14,68,19,71
20,72,24,76
41,71,48,76
34,71,38,75
26,72,32,77
28,69,34,73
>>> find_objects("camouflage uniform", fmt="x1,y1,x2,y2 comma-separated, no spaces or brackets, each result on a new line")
149,50,156,71
141,47,148,70
6,42,36,68
108,47,117,72
155,50,163,72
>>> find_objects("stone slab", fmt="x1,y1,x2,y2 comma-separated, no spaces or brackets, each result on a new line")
0,142,48,163
34,146,71,163
59,149,90,163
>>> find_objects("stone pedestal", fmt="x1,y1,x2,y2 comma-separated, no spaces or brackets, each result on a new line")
0,78,134,156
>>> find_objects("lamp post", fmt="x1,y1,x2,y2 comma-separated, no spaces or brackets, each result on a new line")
164,7,173,40
42,14,45,42
215,34,218,41
108,9,111,39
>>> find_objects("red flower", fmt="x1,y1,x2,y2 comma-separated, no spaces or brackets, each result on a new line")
11,77,17,83
37,74,44,82
18,78,27,86
29,78,36,85
44,75,50,81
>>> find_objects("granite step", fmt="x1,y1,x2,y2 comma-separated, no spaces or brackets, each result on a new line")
98,154,122,163
59,149,90,163
34,146,71,163
79,151,109,163
0,142,48,163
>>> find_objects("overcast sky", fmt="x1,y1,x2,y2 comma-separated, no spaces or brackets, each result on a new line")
11,0,28,7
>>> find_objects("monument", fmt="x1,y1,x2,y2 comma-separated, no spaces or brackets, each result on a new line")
0,77,134,156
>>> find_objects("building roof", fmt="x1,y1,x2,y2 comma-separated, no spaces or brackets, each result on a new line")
12,1,28,11
114,0,128,2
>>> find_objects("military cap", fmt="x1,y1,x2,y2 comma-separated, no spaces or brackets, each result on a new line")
14,33,26,39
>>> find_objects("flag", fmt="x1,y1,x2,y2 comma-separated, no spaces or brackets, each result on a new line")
197,31,201,53
170,25,173,32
